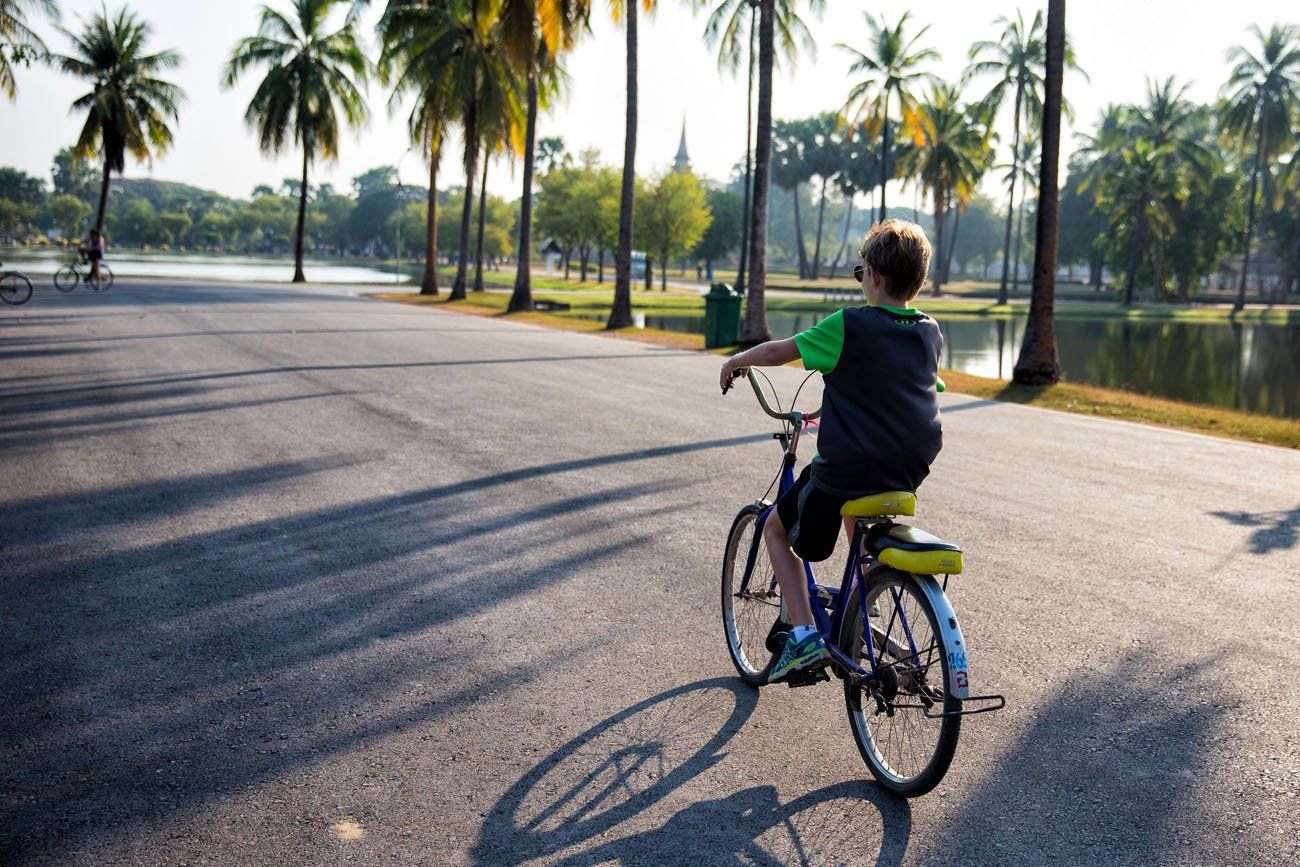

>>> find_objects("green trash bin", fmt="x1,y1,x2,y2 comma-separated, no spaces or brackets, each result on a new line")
704,283,742,348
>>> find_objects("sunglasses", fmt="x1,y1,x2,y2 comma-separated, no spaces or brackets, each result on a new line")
853,262,866,282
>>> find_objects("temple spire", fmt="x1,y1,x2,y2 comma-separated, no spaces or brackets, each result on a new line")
673,118,690,174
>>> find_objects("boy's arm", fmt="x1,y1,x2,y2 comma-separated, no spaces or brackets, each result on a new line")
719,338,799,392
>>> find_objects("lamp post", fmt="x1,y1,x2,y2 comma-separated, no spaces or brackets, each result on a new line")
395,149,412,287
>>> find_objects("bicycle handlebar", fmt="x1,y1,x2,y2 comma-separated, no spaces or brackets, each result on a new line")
728,369,821,423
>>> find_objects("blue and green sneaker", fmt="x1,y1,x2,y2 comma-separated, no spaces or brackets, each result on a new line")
769,630,830,683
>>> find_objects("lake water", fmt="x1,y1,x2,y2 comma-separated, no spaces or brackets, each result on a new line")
0,248,408,285
590,310,1300,419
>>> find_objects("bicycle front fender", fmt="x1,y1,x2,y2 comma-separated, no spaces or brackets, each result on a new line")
909,574,970,700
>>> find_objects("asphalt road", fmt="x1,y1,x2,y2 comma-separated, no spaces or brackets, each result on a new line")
2,279,1297,866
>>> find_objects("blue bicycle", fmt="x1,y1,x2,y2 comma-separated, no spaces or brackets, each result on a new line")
721,371,1003,797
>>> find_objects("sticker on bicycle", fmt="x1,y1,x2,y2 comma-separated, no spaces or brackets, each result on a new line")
955,671,968,690
948,650,968,671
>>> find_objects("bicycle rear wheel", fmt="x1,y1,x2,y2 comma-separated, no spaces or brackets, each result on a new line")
0,273,32,305
54,267,79,292
838,571,960,797
721,504,784,685
99,264,114,290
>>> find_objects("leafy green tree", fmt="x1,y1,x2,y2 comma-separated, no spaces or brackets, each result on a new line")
839,10,938,221
0,166,44,206
950,195,1002,277
1218,23,1300,310
158,211,192,248
51,145,97,204
800,112,842,279
693,187,743,281
43,192,90,240
1098,140,1183,305
224,0,370,282
50,5,185,236
0,0,59,99
636,171,710,291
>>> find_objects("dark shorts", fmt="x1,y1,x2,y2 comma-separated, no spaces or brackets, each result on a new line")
87,250,102,262
774,465,850,562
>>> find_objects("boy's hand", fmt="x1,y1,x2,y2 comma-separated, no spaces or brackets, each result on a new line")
720,359,746,394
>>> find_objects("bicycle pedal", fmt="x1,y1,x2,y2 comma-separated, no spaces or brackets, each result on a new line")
785,665,831,688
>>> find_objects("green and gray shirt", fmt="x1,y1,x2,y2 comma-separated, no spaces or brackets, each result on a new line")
794,305,945,498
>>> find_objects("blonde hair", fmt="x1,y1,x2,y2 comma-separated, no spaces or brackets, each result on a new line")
858,219,932,301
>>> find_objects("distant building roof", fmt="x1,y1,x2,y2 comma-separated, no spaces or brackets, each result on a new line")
673,120,691,174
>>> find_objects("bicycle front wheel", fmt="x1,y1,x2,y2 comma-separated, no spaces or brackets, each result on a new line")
0,273,32,305
839,571,960,797
721,503,784,685
54,267,79,292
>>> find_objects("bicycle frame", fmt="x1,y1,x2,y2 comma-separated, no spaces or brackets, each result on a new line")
740,450,891,681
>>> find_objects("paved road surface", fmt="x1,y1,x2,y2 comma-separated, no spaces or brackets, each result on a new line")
2,279,1297,865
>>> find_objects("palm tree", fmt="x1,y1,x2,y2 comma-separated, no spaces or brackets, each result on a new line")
378,0,455,295
499,0,587,313
1,0,59,99
969,10,1082,304
438,2,523,301
698,0,820,293
606,0,657,329
899,83,986,294
1012,0,1064,386
770,119,811,277
838,11,939,222
225,0,368,283
995,133,1039,291
50,6,184,236
1219,23,1300,311
1100,141,1182,305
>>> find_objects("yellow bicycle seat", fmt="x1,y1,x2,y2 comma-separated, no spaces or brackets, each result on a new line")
839,491,916,517
867,524,963,575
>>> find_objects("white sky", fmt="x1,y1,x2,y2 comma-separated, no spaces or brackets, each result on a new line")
1,1,1296,204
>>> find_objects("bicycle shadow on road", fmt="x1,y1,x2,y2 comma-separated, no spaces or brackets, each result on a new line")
474,678,911,867
1207,504,1300,554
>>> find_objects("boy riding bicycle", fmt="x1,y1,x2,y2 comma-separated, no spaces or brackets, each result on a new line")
719,219,945,683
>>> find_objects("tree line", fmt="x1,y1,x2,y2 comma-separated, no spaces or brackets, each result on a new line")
3,0,1298,383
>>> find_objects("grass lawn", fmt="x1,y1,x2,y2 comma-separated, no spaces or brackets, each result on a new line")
370,289,1300,450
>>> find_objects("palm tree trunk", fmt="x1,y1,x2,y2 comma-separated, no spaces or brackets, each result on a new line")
791,186,809,278
1123,211,1145,306
293,148,309,283
811,176,829,279
644,256,653,292
580,244,589,282
878,90,891,220
660,256,667,291
94,156,111,234
421,146,440,295
740,0,775,345
944,206,961,283
598,248,605,282
736,5,756,294
452,103,478,300
473,157,488,293
1012,179,1027,290
828,195,854,279
1012,0,1065,385
931,190,946,295
608,3,638,328
1234,114,1266,312
509,49,539,312
997,82,1024,304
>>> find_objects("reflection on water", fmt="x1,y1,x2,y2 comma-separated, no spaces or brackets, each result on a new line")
587,310,1300,419
0,248,407,285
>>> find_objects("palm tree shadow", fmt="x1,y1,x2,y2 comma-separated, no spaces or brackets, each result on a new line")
473,679,911,866
1208,505,1300,554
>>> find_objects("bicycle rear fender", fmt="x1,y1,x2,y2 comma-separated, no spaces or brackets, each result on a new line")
910,575,970,701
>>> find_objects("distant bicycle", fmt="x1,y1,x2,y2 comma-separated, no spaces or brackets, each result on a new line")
54,257,114,292
0,263,34,305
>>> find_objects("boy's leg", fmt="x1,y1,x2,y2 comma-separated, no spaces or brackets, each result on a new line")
763,511,814,627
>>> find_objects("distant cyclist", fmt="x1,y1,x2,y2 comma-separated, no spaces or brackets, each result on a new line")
78,229,106,285
719,219,947,682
